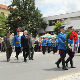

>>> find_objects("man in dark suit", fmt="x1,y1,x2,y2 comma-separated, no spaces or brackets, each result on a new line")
21,30,30,62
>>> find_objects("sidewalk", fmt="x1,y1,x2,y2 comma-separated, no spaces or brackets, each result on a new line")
50,72,80,80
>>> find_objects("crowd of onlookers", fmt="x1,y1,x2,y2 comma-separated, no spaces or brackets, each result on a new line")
0,37,5,52
0,35,58,54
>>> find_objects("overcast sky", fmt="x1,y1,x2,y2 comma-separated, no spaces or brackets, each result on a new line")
0,0,80,17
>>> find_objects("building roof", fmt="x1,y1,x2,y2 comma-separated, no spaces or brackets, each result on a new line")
44,11,80,20
45,26,55,32
65,20,80,29
0,4,8,10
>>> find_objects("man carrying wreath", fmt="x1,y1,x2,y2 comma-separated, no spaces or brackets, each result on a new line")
65,26,79,68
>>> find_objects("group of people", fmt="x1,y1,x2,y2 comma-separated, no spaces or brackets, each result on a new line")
55,26,79,70
4,29,34,62
41,38,58,54
2,28,58,62
0,26,80,71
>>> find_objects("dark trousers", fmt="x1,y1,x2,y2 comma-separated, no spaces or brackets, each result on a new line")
42,46,46,54
66,49,75,67
15,47,21,58
34,45,38,52
78,46,80,53
0,43,1,51
48,46,51,53
53,47,57,54
39,46,41,51
23,48,30,61
56,49,66,68
29,47,34,59
6,48,12,61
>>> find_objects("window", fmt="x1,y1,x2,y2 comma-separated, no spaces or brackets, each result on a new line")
1,12,4,15
49,20,57,26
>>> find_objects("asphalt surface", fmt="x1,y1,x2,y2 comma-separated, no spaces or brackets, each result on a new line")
0,51,80,80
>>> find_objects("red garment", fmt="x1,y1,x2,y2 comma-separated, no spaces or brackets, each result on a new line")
68,31,78,53
69,31,78,41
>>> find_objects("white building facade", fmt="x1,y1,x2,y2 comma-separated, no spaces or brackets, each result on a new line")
42,11,80,34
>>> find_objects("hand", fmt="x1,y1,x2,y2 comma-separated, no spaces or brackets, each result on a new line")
12,46,14,49
21,47,23,50
5,48,7,50
13,46,15,52
13,46,15,49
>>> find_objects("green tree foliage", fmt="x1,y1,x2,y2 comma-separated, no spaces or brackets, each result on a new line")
0,14,8,37
53,22,63,35
8,0,47,37
65,31,71,47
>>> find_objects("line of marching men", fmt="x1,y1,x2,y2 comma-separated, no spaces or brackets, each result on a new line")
4,29,34,62
41,38,58,54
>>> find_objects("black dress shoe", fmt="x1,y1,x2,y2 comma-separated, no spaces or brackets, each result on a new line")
15,56,18,60
7,58,10,62
16,56,18,60
55,63,60,68
31,58,34,60
66,63,68,67
71,66,76,68
24,59,27,62
29,58,31,60
62,67,68,70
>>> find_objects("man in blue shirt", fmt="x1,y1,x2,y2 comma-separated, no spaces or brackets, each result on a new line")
41,37,47,54
13,29,21,60
52,38,58,54
47,38,52,53
55,26,68,70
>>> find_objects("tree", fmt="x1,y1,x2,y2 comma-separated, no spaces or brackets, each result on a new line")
53,22,63,35
8,0,47,37
0,14,8,37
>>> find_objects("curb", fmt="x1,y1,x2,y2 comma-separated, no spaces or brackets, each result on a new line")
48,72,80,80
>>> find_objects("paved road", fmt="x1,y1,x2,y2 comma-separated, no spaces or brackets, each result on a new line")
0,51,80,80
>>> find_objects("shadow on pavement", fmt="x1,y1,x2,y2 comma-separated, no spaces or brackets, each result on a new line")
43,67,66,71
0,60,23,63
0,60,7,62
10,61,22,63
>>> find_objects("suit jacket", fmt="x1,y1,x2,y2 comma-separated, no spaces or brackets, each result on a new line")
21,35,30,49
4,36,13,48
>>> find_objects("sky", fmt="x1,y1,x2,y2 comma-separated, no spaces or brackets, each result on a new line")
0,0,80,17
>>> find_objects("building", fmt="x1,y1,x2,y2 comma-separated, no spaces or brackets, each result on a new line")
0,4,10,17
42,11,80,34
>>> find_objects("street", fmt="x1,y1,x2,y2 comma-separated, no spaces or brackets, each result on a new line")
0,51,80,80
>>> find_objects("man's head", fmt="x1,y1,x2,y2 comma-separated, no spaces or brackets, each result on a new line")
17,28,21,36
17,31,20,36
24,30,28,35
12,33,14,36
52,38,55,41
29,33,32,38
60,26,65,33
7,33,11,37
68,26,73,32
